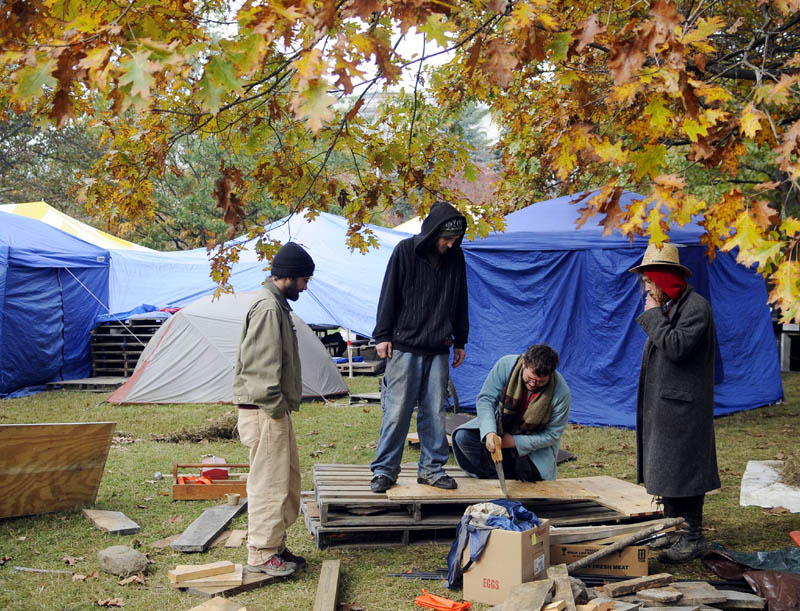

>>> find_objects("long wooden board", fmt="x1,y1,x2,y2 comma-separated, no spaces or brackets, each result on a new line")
387,477,600,501
0,422,115,519
171,502,248,553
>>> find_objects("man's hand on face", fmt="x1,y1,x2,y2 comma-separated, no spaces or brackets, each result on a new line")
452,348,465,368
644,292,660,311
376,341,392,359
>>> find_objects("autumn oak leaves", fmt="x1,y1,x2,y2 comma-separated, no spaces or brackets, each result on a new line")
1,0,799,318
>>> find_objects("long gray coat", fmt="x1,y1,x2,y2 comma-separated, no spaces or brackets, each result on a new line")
636,285,721,497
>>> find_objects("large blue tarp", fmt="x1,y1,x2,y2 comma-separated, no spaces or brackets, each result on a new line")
0,212,110,397
107,211,408,337
452,191,783,427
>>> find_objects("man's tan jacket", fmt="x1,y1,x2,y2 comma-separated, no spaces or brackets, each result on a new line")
232,282,302,418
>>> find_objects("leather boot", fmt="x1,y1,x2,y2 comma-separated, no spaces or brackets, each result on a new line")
657,532,707,563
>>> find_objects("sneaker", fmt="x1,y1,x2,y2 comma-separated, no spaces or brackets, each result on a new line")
246,554,296,577
417,474,458,489
370,474,394,493
281,547,307,570
657,534,707,564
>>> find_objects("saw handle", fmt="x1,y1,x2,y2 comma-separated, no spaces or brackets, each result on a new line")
487,432,503,464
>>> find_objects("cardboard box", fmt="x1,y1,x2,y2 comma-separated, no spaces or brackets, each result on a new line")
549,543,648,577
462,518,549,605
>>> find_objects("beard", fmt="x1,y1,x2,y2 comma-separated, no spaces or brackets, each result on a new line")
284,279,301,301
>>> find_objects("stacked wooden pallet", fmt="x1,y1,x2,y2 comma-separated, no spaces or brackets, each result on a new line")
90,318,164,377
301,464,661,549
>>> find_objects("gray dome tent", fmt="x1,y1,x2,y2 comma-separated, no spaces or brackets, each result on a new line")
108,291,348,404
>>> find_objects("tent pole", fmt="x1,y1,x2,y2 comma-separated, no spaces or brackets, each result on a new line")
345,328,353,378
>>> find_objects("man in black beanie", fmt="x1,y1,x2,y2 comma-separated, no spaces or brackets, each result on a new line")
233,241,314,577
370,201,469,493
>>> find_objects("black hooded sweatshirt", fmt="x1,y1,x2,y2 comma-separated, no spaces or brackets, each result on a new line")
372,202,469,355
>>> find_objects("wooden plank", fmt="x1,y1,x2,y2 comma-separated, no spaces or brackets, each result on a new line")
568,476,660,517
174,565,243,588
502,578,554,611
312,559,341,611
550,518,676,544
180,570,277,598
168,561,236,584
224,529,247,548
0,422,115,519
171,502,248,553
83,509,140,535
601,573,674,598
386,478,600,501
669,582,727,606
716,590,766,609
547,564,577,611
187,597,250,611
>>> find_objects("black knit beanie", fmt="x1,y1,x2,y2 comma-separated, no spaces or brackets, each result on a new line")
271,242,315,277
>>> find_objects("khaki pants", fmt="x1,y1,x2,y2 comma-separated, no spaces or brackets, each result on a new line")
237,409,300,565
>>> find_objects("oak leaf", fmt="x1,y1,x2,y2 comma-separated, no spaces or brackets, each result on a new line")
484,39,518,89
607,38,646,85
571,14,605,54
14,59,58,102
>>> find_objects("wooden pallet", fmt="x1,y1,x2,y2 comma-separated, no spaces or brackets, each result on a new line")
310,464,660,537
45,376,128,392
301,492,457,549
90,318,164,377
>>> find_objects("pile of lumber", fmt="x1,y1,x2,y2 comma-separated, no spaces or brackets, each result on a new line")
168,561,243,590
489,567,766,610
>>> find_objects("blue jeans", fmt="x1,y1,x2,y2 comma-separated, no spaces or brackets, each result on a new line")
370,350,450,482
452,428,543,481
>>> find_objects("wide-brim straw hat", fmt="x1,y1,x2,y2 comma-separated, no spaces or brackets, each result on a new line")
628,242,692,276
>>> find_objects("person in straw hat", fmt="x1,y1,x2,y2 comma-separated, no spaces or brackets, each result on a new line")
629,242,720,563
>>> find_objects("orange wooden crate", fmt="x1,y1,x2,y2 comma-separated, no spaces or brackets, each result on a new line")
172,463,249,500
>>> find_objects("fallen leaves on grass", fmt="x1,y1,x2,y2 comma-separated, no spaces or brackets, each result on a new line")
73,570,99,582
766,506,790,515
97,598,124,607
589,461,606,468
0,556,11,566
340,603,365,611
166,515,182,524
307,431,320,436
118,575,146,586
63,555,84,565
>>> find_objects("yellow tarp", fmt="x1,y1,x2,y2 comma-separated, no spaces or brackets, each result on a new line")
0,201,152,251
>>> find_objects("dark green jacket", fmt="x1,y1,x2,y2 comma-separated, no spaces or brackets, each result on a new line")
232,283,302,418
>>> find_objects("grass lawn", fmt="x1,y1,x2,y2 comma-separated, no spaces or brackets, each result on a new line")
1,373,798,610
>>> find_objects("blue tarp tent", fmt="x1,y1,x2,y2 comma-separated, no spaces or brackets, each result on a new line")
0,212,110,397
452,191,784,428
106,211,408,336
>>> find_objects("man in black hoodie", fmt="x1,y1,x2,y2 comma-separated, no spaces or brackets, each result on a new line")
369,202,469,493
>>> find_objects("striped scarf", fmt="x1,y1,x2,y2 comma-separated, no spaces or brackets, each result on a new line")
499,355,554,435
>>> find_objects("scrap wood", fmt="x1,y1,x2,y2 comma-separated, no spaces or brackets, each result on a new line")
551,518,677,545
543,601,566,611
171,502,247,553
583,600,640,611
224,529,247,548
83,509,141,536
168,560,236,584
500,579,554,611
13,566,73,575
547,564,577,611
188,597,255,611
173,565,243,588
669,582,727,606
600,573,675,598
313,559,341,611
567,518,684,573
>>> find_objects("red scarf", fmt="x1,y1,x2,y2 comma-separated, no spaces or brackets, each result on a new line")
643,267,686,300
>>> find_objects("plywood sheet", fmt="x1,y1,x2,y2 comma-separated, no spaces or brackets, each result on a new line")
387,477,600,501
0,422,115,519
567,476,660,516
